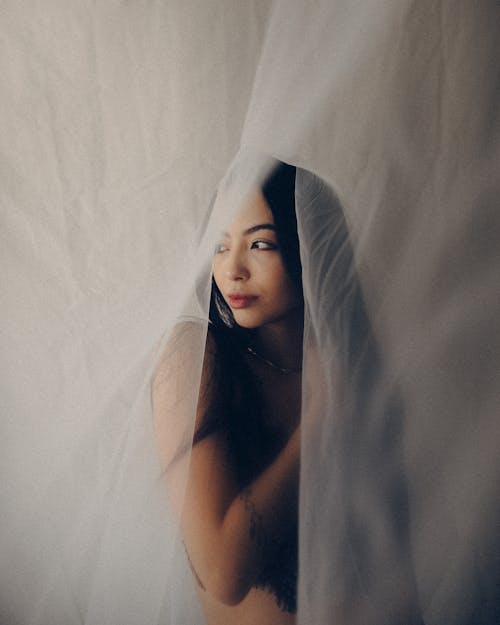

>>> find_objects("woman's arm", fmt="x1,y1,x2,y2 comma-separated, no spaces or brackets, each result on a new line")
153,327,300,606
181,424,300,605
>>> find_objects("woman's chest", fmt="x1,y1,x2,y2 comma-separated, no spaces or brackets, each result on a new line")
257,371,301,440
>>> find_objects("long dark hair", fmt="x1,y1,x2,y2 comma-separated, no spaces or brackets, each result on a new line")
195,162,302,483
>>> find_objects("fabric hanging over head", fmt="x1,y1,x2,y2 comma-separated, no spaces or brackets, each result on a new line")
2,2,500,625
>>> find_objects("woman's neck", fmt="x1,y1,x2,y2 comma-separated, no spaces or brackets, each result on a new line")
253,307,304,372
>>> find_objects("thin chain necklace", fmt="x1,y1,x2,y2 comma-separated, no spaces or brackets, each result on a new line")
246,345,302,374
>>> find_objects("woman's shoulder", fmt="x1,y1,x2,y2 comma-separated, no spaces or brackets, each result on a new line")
153,319,216,377
152,317,241,430
166,317,213,349
152,319,220,469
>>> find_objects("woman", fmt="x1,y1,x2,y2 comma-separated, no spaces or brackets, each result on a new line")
153,162,302,625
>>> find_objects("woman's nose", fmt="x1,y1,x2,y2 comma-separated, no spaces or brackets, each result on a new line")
225,250,249,280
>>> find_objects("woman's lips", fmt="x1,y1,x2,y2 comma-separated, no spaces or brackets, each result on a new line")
227,294,258,309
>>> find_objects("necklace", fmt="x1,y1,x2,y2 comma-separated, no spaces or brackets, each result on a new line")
246,346,302,374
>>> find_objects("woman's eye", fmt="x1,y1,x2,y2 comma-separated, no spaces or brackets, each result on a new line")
251,240,277,250
214,242,228,254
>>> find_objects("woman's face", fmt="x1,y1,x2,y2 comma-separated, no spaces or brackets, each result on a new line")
213,191,301,329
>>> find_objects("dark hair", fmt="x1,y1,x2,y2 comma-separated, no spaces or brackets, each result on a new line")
195,162,302,483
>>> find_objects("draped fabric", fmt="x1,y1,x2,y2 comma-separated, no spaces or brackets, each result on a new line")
2,2,499,625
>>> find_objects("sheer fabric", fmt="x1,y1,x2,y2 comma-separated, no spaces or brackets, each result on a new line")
2,2,500,625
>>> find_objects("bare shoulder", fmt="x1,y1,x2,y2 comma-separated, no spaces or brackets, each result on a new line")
152,319,214,470
152,319,210,386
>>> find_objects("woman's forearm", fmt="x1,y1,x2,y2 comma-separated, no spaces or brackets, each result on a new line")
207,427,300,604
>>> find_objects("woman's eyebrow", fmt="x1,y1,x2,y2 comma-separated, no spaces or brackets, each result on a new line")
242,223,276,235
220,223,276,238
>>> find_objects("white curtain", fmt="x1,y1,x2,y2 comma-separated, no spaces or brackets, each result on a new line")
2,2,499,624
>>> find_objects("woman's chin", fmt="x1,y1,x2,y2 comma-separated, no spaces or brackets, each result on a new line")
233,310,298,331
233,315,262,330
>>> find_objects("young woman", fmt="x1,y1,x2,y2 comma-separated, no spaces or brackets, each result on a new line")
153,162,426,624
153,163,303,625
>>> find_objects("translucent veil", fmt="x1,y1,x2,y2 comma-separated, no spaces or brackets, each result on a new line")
2,2,499,625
